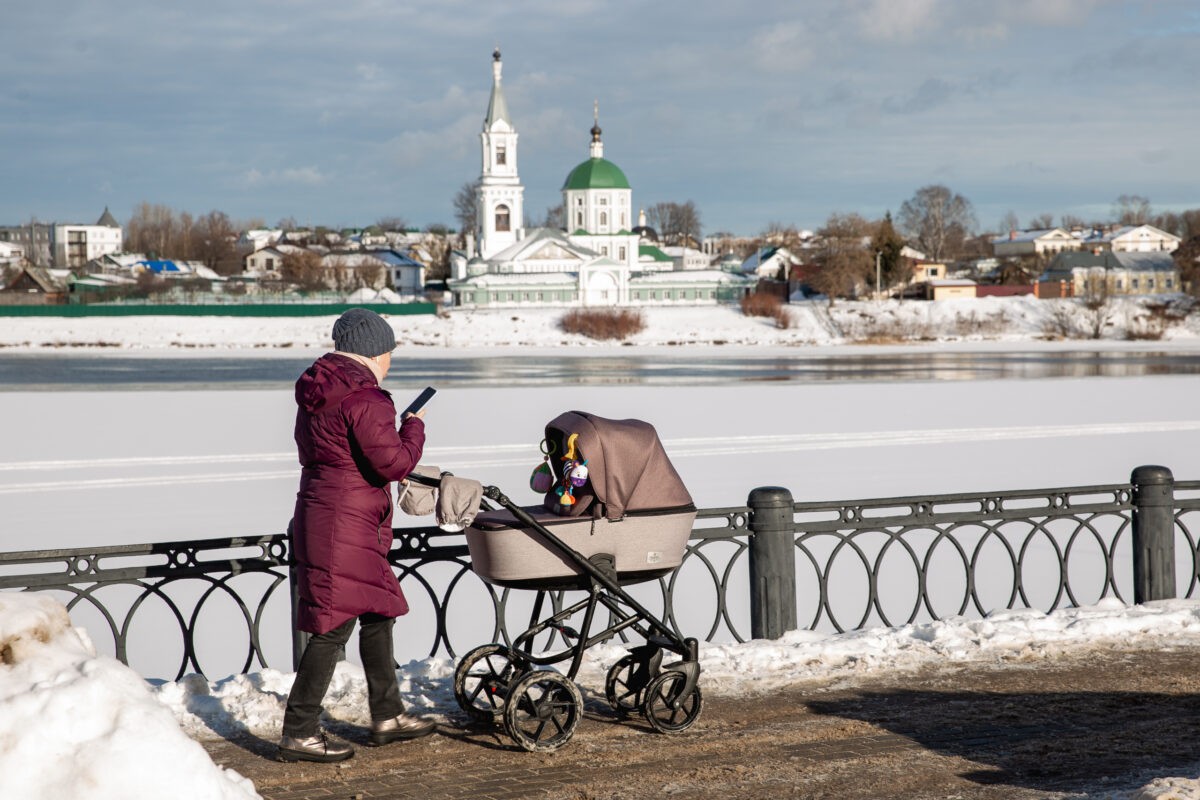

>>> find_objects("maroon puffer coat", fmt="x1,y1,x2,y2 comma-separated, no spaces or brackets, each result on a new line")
291,353,425,635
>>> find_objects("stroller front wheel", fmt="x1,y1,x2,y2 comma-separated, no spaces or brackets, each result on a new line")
503,670,583,752
641,671,703,734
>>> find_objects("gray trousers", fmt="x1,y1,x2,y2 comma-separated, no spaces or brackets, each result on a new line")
282,613,404,738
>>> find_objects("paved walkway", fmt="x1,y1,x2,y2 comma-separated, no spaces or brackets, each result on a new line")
202,649,1200,800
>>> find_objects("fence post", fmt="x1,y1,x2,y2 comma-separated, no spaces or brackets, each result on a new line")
748,486,797,639
1131,465,1176,603
286,521,310,670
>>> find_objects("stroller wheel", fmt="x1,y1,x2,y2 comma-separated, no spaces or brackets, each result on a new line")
604,654,646,716
641,671,703,734
454,644,518,724
502,670,583,753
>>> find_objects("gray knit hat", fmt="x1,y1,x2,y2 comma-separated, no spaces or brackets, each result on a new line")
332,308,396,357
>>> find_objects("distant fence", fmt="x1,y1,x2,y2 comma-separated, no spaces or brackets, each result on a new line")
0,465,1194,680
0,302,437,317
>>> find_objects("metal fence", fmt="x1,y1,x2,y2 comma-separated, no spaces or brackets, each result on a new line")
0,465,1192,681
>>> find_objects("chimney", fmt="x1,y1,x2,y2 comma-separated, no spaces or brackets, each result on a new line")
1009,229,1016,241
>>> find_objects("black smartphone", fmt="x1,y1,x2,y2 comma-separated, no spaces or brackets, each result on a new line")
403,386,437,416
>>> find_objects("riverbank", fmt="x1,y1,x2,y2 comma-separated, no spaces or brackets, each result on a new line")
1,297,1198,353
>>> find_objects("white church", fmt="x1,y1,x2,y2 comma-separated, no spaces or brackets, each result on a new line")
448,50,754,308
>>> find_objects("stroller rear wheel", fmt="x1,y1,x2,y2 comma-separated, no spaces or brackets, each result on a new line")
502,670,583,752
641,671,703,734
454,643,518,723
604,654,646,716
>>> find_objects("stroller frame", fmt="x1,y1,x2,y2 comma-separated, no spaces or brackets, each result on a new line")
414,473,703,752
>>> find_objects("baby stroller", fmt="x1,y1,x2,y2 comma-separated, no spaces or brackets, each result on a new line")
422,411,702,752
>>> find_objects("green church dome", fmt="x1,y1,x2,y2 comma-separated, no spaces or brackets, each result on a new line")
562,157,630,190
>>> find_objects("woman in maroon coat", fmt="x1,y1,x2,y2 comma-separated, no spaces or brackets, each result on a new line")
279,308,435,764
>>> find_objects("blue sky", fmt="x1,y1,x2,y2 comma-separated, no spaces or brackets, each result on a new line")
4,0,1198,236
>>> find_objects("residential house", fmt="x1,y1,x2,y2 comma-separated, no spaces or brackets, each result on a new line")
0,266,70,303
1082,224,1181,254
660,245,711,271
50,208,124,268
236,229,283,256
991,228,1082,258
740,246,800,280
244,244,308,276
0,241,25,267
1038,251,1180,297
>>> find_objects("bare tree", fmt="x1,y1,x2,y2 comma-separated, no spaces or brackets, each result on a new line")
811,212,873,303
280,250,326,292
999,210,1020,234
1060,214,1087,231
1174,235,1200,297
897,185,976,261
453,180,480,248
646,201,702,247
376,216,409,233
195,211,239,275
1030,213,1055,229
1113,194,1152,226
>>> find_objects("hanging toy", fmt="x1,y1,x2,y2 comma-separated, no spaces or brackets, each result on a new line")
555,433,588,507
556,458,589,506
530,438,555,493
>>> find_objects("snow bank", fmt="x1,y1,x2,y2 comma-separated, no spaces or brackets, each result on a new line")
0,592,259,800
1,296,1197,351
153,598,1200,735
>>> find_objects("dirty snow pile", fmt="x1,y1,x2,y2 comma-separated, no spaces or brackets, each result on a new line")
0,592,260,800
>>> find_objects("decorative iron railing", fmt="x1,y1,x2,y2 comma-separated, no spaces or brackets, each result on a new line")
0,466,1187,680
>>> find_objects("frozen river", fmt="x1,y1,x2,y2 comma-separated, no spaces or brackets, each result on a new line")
3,349,1200,390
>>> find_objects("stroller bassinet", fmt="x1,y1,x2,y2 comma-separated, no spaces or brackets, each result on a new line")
465,411,697,589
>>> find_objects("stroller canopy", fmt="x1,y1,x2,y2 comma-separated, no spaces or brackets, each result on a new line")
544,411,693,521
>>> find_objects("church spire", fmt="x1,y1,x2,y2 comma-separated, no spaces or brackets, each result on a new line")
589,100,603,159
484,47,510,129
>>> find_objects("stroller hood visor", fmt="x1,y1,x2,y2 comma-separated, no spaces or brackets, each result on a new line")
543,410,694,520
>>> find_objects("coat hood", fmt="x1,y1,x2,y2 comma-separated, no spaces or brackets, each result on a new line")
295,353,378,414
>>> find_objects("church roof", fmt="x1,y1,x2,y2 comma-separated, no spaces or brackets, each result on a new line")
96,206,120,228
562,157,630,190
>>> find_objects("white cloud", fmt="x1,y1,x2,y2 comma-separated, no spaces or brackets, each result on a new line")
241,166,327,187
750,20,816,72
356,62,381,81
856,0,939,41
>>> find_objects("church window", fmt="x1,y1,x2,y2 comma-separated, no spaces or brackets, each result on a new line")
600,246,608,256
599,197,608,206
495,204,511,232
576,197,583,206
621,213,627,227
619,246,626,261
600,212,608,227
576,212,583,227
496,143,507,165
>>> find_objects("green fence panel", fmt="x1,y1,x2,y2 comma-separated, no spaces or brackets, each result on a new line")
0,303,438,318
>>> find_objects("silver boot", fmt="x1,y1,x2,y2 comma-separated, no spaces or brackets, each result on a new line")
277,732,355,763
369,713,436,746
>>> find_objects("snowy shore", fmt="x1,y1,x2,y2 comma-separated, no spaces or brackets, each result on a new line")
1,297,1199,353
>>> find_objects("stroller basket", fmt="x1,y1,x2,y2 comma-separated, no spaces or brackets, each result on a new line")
466,504,697,590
